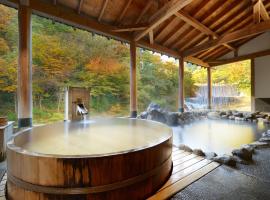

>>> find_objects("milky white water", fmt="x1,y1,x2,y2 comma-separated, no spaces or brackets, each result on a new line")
17,118,172,156
173,119,269,155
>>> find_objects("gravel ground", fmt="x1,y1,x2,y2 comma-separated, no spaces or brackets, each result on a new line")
171,148,270,200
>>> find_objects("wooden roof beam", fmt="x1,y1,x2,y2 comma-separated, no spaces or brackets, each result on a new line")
183,20,270,57
254,0,269,23
134,0,193,41
77,0,83,14
174,11,236,51
2,0,210,67
112,25,147,32
184,56,210,67
116,0,133,25
98,0,109,22
206,48,270,66
149,30,154,44
135,0,154,24
161,0,211,47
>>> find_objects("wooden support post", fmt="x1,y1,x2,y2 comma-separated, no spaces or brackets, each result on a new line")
130,41,137,118
251,59,255,112
207,67,212,110
18,3,33,128
178,57,184,112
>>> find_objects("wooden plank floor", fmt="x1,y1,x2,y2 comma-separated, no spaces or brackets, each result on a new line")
148,147,220,200
0,147,219,200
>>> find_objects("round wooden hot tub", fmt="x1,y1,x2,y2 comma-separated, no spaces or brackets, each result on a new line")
7,118,172,200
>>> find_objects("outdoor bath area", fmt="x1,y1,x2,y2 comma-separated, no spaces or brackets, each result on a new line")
1,0,270,199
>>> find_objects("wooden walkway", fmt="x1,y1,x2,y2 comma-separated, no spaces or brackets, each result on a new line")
0,147,219,200
148,147,220,200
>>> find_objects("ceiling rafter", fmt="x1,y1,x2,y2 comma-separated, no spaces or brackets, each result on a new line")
134,0,193,41
174,10,236,51
98,0,109,22
112,25,147,32
207,49,270,66
77,0,83,14
155,17,180,42
253,0,269,23
135,0,154,24
171,0,237,50
189,2,270,59
197,1,270,60
183,20,270,57
149,30,154,44
116,0,133,25
210,34,262,60
167,1,224,48
197,18,254,60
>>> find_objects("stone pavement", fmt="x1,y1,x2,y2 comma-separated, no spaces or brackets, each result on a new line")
171,148,270,200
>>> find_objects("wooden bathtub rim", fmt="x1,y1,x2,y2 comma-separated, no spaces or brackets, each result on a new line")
7,119,173,158
7,156,172,195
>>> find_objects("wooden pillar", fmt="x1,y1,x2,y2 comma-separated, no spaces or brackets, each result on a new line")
130,41,137,118
207,67,212,109
18,3,32,127
251,59,255,112
178,57,184,112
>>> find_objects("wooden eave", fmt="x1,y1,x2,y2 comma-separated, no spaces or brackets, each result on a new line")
1,0,270,67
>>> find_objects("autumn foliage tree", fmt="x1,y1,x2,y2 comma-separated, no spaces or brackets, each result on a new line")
0,4,251,123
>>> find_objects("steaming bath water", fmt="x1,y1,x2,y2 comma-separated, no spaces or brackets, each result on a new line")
19,118,171,156
173,119,269,155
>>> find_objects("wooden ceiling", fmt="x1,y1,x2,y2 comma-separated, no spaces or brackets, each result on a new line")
2,0,270,67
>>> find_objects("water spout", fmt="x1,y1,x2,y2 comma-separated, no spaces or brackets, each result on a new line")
76,103,88,120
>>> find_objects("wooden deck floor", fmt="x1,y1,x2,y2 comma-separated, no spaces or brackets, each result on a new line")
0,147,219,200
148,147,220,200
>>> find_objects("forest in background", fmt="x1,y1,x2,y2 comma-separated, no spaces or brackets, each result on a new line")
0,5,251,124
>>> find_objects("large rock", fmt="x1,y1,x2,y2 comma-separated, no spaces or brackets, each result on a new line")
146,102,161,112
219,111,226,116
234,112,244,118
165,112,179,126
259,137,270,143
178,144,193,152
213,155,236,167
205,152,217,160
232,148,252,161
147,109,167,124
226,110,233,116
193,149,205,156
262,131,270,137
232,156,249,165
207,112,220,120
138,111,148,119
249,141,269,148
255,114,268,119
243,113,254,121
241,144,255,154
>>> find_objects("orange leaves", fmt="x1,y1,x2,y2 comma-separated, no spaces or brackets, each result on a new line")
0,58,17,93
0,5,15,30
0,37,9,55
85,57,125,74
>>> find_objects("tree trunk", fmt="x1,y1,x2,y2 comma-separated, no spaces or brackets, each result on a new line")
57,91,62,112
14,92,17,114
39,97,42,109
